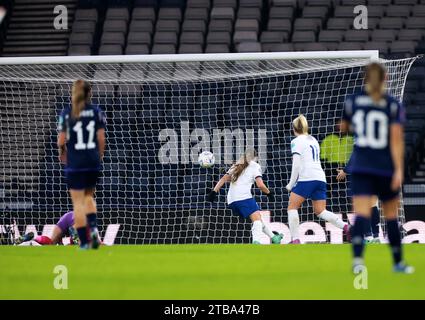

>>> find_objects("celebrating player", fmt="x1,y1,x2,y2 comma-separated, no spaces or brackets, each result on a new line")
16,211,79,245
57,80,106,250
207,149,283,244
336,156,381,243
286,115,350,244
341,62,413,273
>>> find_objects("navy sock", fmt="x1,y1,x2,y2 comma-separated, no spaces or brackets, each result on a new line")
77,227,88,247
352,216,369,258
387,219,402,265
86,213,97,232
371,206,380,238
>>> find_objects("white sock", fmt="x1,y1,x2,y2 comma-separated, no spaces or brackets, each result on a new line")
318,210,346,229
288,209,300,240
261,219,275,238
251,220,263,243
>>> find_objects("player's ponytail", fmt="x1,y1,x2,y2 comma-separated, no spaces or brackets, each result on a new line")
230,148,258,183
292,114,309,135
71,80,92,119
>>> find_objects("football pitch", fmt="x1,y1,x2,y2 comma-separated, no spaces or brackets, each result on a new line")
0,244,424,300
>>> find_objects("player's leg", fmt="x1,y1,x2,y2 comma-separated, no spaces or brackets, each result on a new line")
84,187,100,249
249,211,283,244
381,197,414,273
49,225,64,245
70,189,89,249
370,196,381,242
351,195,373,270
287,192,305,244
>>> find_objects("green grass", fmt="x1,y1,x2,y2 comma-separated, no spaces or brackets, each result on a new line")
0,244,424,300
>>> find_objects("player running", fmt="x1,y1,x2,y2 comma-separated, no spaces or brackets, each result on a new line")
16,211,79,245
207,149,283,244
336,156,381,243
286,115,350,244
57,80,106,250
340,62,413,273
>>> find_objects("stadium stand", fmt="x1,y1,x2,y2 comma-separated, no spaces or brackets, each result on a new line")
0,0,424,210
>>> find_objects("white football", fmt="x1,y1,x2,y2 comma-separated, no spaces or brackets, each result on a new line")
198,151,215,168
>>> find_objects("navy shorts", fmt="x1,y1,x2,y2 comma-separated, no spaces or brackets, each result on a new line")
292,180,327,200
66,171,100,190
229,198,260,219
351,173,399,201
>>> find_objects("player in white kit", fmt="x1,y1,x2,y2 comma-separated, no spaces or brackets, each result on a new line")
208,149,283,244
286,115,350,243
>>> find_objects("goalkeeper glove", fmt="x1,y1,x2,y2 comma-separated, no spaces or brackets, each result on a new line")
207,190,218,202
266,190,275,201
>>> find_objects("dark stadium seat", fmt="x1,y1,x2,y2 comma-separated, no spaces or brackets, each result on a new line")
238,7,262,20
338,42,364,50
125,44,150,54
132,7,156,21
398,29,424,42
268,19,292,33
103,19,128,33
206,31,232,45
209,19,233,32
371,29,397,42
239,0,263,8
235,19,259,33
72,20,97,33
326,18,351,30
406,17,425,29
105,7,130,22
214,0,237,9
319,30,344,43
412,5,425,16
185,7,209,20
302,6,328,21
334,6,356,18
292,31,316,43
129,20,154,34
101,32,126,47
294,42,327,51
364,41,389,55
305,0,332,7
368,0,391,5
75,9,98,22
390,41,417,55
151,44,176,54
344,30,369,42
271,0,297,7
182,20,207,34
154,31,178,45
210,7,235,20
386,5,411,18
156,19,181,33
260,31,288,44
69,32,94,46
99,44,123,55
379,17,405,29
293,18,322,32
178,44,203,53
233,31,258,44
236,42,262,52
68,45,92,56
158,7,182,21
127,31,151,45
269,6,294,19
394,0,418,5
180,32,204,45
187,0,211,8
205,44,230,53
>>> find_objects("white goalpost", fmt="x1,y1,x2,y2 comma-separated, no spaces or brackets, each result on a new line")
0,51,418,244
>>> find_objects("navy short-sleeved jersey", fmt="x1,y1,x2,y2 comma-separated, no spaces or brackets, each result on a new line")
342,91,405,177
58,104,106,172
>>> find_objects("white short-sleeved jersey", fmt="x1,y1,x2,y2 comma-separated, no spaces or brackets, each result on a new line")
227,161,262,204
291,134,326,183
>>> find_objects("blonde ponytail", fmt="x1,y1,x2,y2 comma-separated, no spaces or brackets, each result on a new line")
229,149,258,183
71,80,92,119
292,114,309,135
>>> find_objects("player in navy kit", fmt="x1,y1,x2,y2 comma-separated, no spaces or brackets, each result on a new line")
57,80,106,249
341,63,413,273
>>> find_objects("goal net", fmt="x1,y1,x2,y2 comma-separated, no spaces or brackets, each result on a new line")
0,52,417,244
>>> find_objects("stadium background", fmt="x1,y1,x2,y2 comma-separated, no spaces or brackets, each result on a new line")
0,0,424,244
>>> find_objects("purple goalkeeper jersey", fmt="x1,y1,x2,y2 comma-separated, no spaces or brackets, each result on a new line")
56,211,75,234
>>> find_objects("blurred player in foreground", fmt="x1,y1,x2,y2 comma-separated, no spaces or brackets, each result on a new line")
16,211,78,245
337,156,381,243
57,80,106,250
207,149,283,244
341,62,413,273
286,115,350,244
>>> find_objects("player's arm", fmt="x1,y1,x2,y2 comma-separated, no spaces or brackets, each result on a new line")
255,177,274,201
57,131,66,164
340,96,353,134
97,128,106,160
286,153,301,192
207,174,231,202
390,123,404,191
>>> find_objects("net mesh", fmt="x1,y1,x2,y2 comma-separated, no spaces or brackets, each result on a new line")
0,55,417,244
